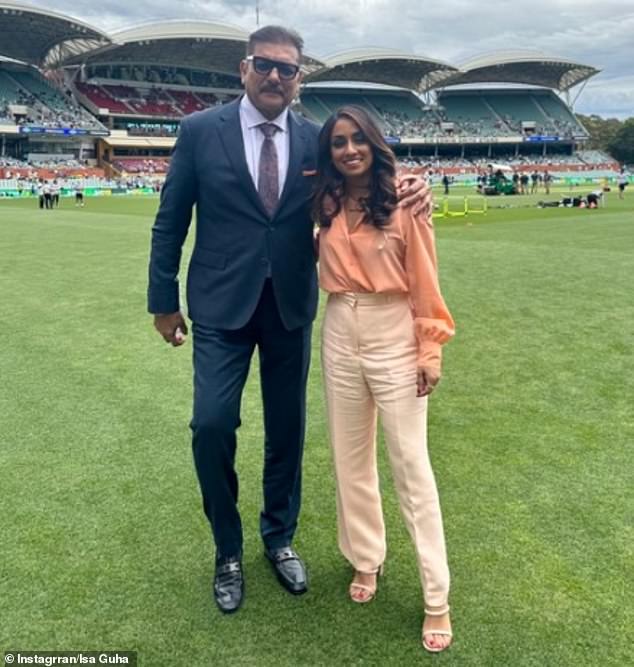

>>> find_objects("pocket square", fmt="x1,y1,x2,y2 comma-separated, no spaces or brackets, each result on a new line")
302,169,317,176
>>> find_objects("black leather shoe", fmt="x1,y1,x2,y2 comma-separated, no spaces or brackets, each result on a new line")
265,546,308,595
213,556,244,614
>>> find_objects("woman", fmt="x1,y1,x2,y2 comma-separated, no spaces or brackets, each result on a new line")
313,106,455,653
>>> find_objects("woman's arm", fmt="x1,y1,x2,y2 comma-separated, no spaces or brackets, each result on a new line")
404,208,455,391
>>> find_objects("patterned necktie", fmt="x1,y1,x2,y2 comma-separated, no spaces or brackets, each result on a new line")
258,122,279,216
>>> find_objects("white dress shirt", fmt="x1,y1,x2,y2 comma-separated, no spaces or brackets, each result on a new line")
239,94,290,198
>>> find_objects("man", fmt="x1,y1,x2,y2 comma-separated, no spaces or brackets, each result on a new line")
530,170,539,194
617,167,629,200
43,180,52,209
442,172,450,195
148,25,430,615
543,169,552,195
52,180,60,208
37,180,44,209
75,184,84,207
512,171,520,194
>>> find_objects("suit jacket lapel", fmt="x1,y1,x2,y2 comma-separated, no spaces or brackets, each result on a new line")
276,110,307,216
218,97,269,219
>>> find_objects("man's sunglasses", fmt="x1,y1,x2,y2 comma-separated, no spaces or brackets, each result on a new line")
246,55,301,80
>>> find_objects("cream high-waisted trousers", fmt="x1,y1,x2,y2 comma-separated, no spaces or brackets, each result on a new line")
321,292,450,610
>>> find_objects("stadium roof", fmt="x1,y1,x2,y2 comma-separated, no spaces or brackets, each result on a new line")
112,21,249,44
0,1,111,68
305,48,458,91
442,50,599,91
0,7,599,94
61,19,325,76
61,20,249,76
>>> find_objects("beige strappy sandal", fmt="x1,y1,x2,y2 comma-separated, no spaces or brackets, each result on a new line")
422,606,453,653
349,565,383,604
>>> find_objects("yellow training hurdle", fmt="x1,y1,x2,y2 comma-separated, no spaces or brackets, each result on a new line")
432,196,488,219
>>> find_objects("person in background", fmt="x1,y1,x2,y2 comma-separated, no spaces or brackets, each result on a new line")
530,170,539,194
442,172,450,195
52,180,60,208
313,105,455,653
617,167,629,200
37,180,44,209
512,171,520,193
43,181,52,209
543,170,552,195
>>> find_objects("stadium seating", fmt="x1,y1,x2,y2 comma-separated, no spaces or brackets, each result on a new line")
9,70,102,129
362,94,443,137
437,93,506,136
0,71,22,101
169,90,206,115
299,88,593,142
99,85,179,117
483,93,548,131
435,90,588,139
195,92,221,106
0,72,23,121
530,91,587,137
576,150,618,165
368,94,426,119
479,91,586,138
75,83,229,117
113,158,170,174
0,40,611,182
300,91,443,137
75,83,132,114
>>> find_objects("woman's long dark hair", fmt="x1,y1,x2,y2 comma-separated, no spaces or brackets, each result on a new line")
311,105,397,228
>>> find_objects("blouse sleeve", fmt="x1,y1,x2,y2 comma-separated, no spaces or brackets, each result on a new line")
403,208,455,369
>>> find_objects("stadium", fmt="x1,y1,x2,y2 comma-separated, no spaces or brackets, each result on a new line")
0,0,624,193
1,2,632,666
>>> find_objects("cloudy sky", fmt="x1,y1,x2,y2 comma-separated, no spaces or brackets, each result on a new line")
30,0,634,117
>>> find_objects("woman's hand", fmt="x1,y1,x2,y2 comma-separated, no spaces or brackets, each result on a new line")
417,366,441,397
396,174,433,217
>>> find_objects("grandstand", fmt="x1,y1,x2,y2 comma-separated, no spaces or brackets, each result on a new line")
0,1,621,182
301,83,444,138
65,20,253,142
436,88,587,139
0,61,106,130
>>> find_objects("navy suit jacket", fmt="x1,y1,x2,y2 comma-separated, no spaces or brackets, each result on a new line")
148,97,321,331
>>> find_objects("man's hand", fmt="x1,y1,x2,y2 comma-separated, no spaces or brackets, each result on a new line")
416,366,441,397
154,312,188,346
396,174,433,217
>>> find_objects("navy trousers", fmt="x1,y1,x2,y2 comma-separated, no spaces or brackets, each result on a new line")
191,280,312,558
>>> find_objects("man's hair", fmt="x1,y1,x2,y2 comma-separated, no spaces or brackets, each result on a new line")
247,25,304,59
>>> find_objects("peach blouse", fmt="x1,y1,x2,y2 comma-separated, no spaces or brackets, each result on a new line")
318,204,455,369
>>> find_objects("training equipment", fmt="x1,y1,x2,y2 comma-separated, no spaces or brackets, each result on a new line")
433,196,488,219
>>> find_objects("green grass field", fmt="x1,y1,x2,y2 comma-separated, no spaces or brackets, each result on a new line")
1,189,632,666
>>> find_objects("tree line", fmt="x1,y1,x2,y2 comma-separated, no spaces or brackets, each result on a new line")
576,114,634,164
